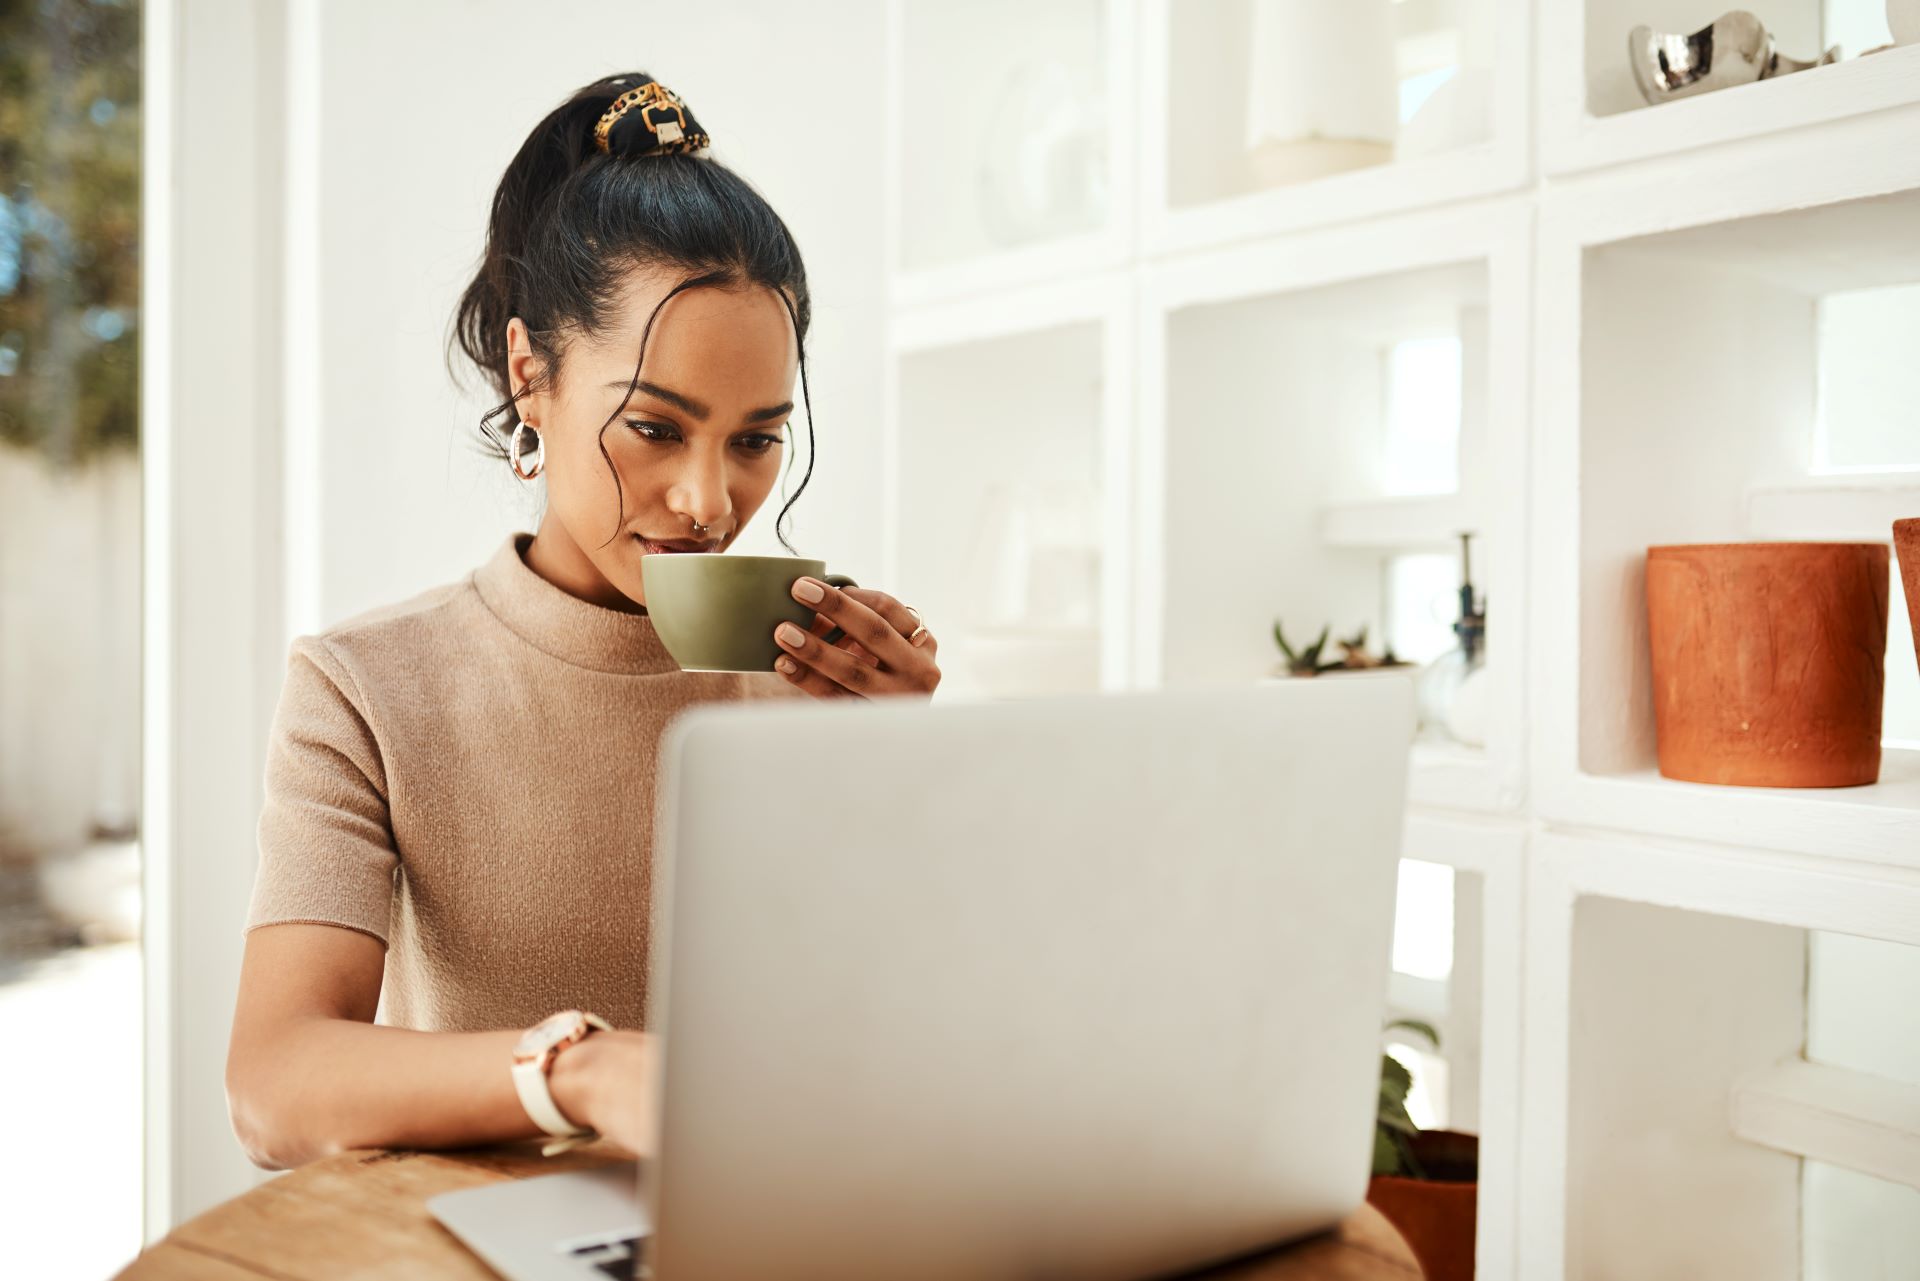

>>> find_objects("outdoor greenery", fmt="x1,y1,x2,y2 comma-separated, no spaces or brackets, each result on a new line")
0,0,141,467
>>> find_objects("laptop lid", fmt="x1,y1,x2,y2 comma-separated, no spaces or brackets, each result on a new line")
646,677,1414,1281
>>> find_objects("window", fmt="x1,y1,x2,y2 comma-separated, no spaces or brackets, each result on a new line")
0,1,144,1275
1815,283,1920,474
1383,335,1462,496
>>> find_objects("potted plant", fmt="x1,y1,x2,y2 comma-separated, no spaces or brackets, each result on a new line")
1368,1020,1477,1281
1271,621,1411,678
1896,520,1919,678
1644,541,1889,787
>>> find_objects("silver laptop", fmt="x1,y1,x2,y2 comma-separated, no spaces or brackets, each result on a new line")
431,678,1413,1281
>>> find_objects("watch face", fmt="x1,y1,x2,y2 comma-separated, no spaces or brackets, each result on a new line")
517,1009,583,1058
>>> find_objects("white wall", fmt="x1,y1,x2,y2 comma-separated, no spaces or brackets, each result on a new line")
146,0,296,1229
1804,931,1920,1278
1161,292,1390,686
289,0,888,634
1577,247,1812,776
897,0,1109,266
1567,898,1805,1280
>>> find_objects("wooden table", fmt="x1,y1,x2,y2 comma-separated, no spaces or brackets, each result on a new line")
116,1140,1421,1280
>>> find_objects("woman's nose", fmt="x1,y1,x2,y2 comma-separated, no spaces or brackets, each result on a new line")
667,453,733,531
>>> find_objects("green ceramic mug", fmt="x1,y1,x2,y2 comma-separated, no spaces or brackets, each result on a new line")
640,553,857,673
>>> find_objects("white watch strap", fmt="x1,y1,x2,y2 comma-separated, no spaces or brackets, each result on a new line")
512,1055,589,1138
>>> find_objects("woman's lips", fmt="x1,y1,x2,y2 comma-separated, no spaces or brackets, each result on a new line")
635,534,721,554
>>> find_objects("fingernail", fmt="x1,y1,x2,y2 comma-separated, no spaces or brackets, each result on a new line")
775,656,797,675
792,577,824,604
777,623,806,647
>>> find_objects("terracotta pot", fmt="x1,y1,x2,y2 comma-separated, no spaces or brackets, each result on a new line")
1897,520,1920,679
1646,543,1888,788
1367,1130,1476,1281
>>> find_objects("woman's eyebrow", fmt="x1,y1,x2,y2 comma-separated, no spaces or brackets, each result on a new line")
606,380,791,425
608,379,710,420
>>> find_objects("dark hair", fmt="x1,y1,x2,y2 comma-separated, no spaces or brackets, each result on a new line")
449,72,814,551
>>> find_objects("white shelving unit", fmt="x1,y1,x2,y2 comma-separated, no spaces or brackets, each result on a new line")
1542,0,1920,174
886,0,1133,306
1142,0,1531,254
1532,131,1920,871
884,275,1136,697
1520,833,1920,1280
1135,201,1530,814
882,1,1920,1276
1396,813,1527,1281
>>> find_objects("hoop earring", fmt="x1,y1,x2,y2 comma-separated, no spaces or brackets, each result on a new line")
509,421,545,481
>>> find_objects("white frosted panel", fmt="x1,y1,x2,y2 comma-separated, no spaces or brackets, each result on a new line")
1805,1161,1920,1281
1384,336,1463,496
1808,931,1920,1088
1393,858,1456,981
1818,284,1920,472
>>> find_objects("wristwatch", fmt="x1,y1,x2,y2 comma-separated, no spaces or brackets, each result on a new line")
512,1008,612,1155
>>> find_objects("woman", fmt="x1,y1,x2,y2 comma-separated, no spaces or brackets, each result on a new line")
225,74,939,1170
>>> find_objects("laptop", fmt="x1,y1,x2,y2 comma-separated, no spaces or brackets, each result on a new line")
430,677,1414,1281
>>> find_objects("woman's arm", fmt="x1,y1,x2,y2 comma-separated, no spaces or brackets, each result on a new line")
225,922,654,1170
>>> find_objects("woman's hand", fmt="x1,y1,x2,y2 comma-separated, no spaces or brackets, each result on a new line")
773,577,941,700
548,1028,659,1159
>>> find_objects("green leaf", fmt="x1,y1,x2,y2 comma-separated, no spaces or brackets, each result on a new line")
1400,1131,1428,1180
1372,1127,1402,1176
1385,1018,1440,1048
1378,1106,1420,1137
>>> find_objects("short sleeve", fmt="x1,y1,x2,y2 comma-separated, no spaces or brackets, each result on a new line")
244,636,398,945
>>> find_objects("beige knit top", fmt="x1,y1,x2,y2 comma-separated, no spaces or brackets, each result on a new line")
242,531,805,1032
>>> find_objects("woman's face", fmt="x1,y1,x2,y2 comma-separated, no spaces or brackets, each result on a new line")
506,265,799,608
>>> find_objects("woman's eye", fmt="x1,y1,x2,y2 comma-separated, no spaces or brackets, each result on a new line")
625,420,781,454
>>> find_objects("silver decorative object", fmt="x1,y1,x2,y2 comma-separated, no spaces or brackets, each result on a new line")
1628,10,1839,105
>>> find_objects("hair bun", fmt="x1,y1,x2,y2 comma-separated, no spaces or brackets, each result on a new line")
593,80,711,158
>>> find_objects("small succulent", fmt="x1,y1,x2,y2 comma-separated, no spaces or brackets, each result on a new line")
1272,621,1343,676
1275,621,1413,674
1336,626,1387,669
